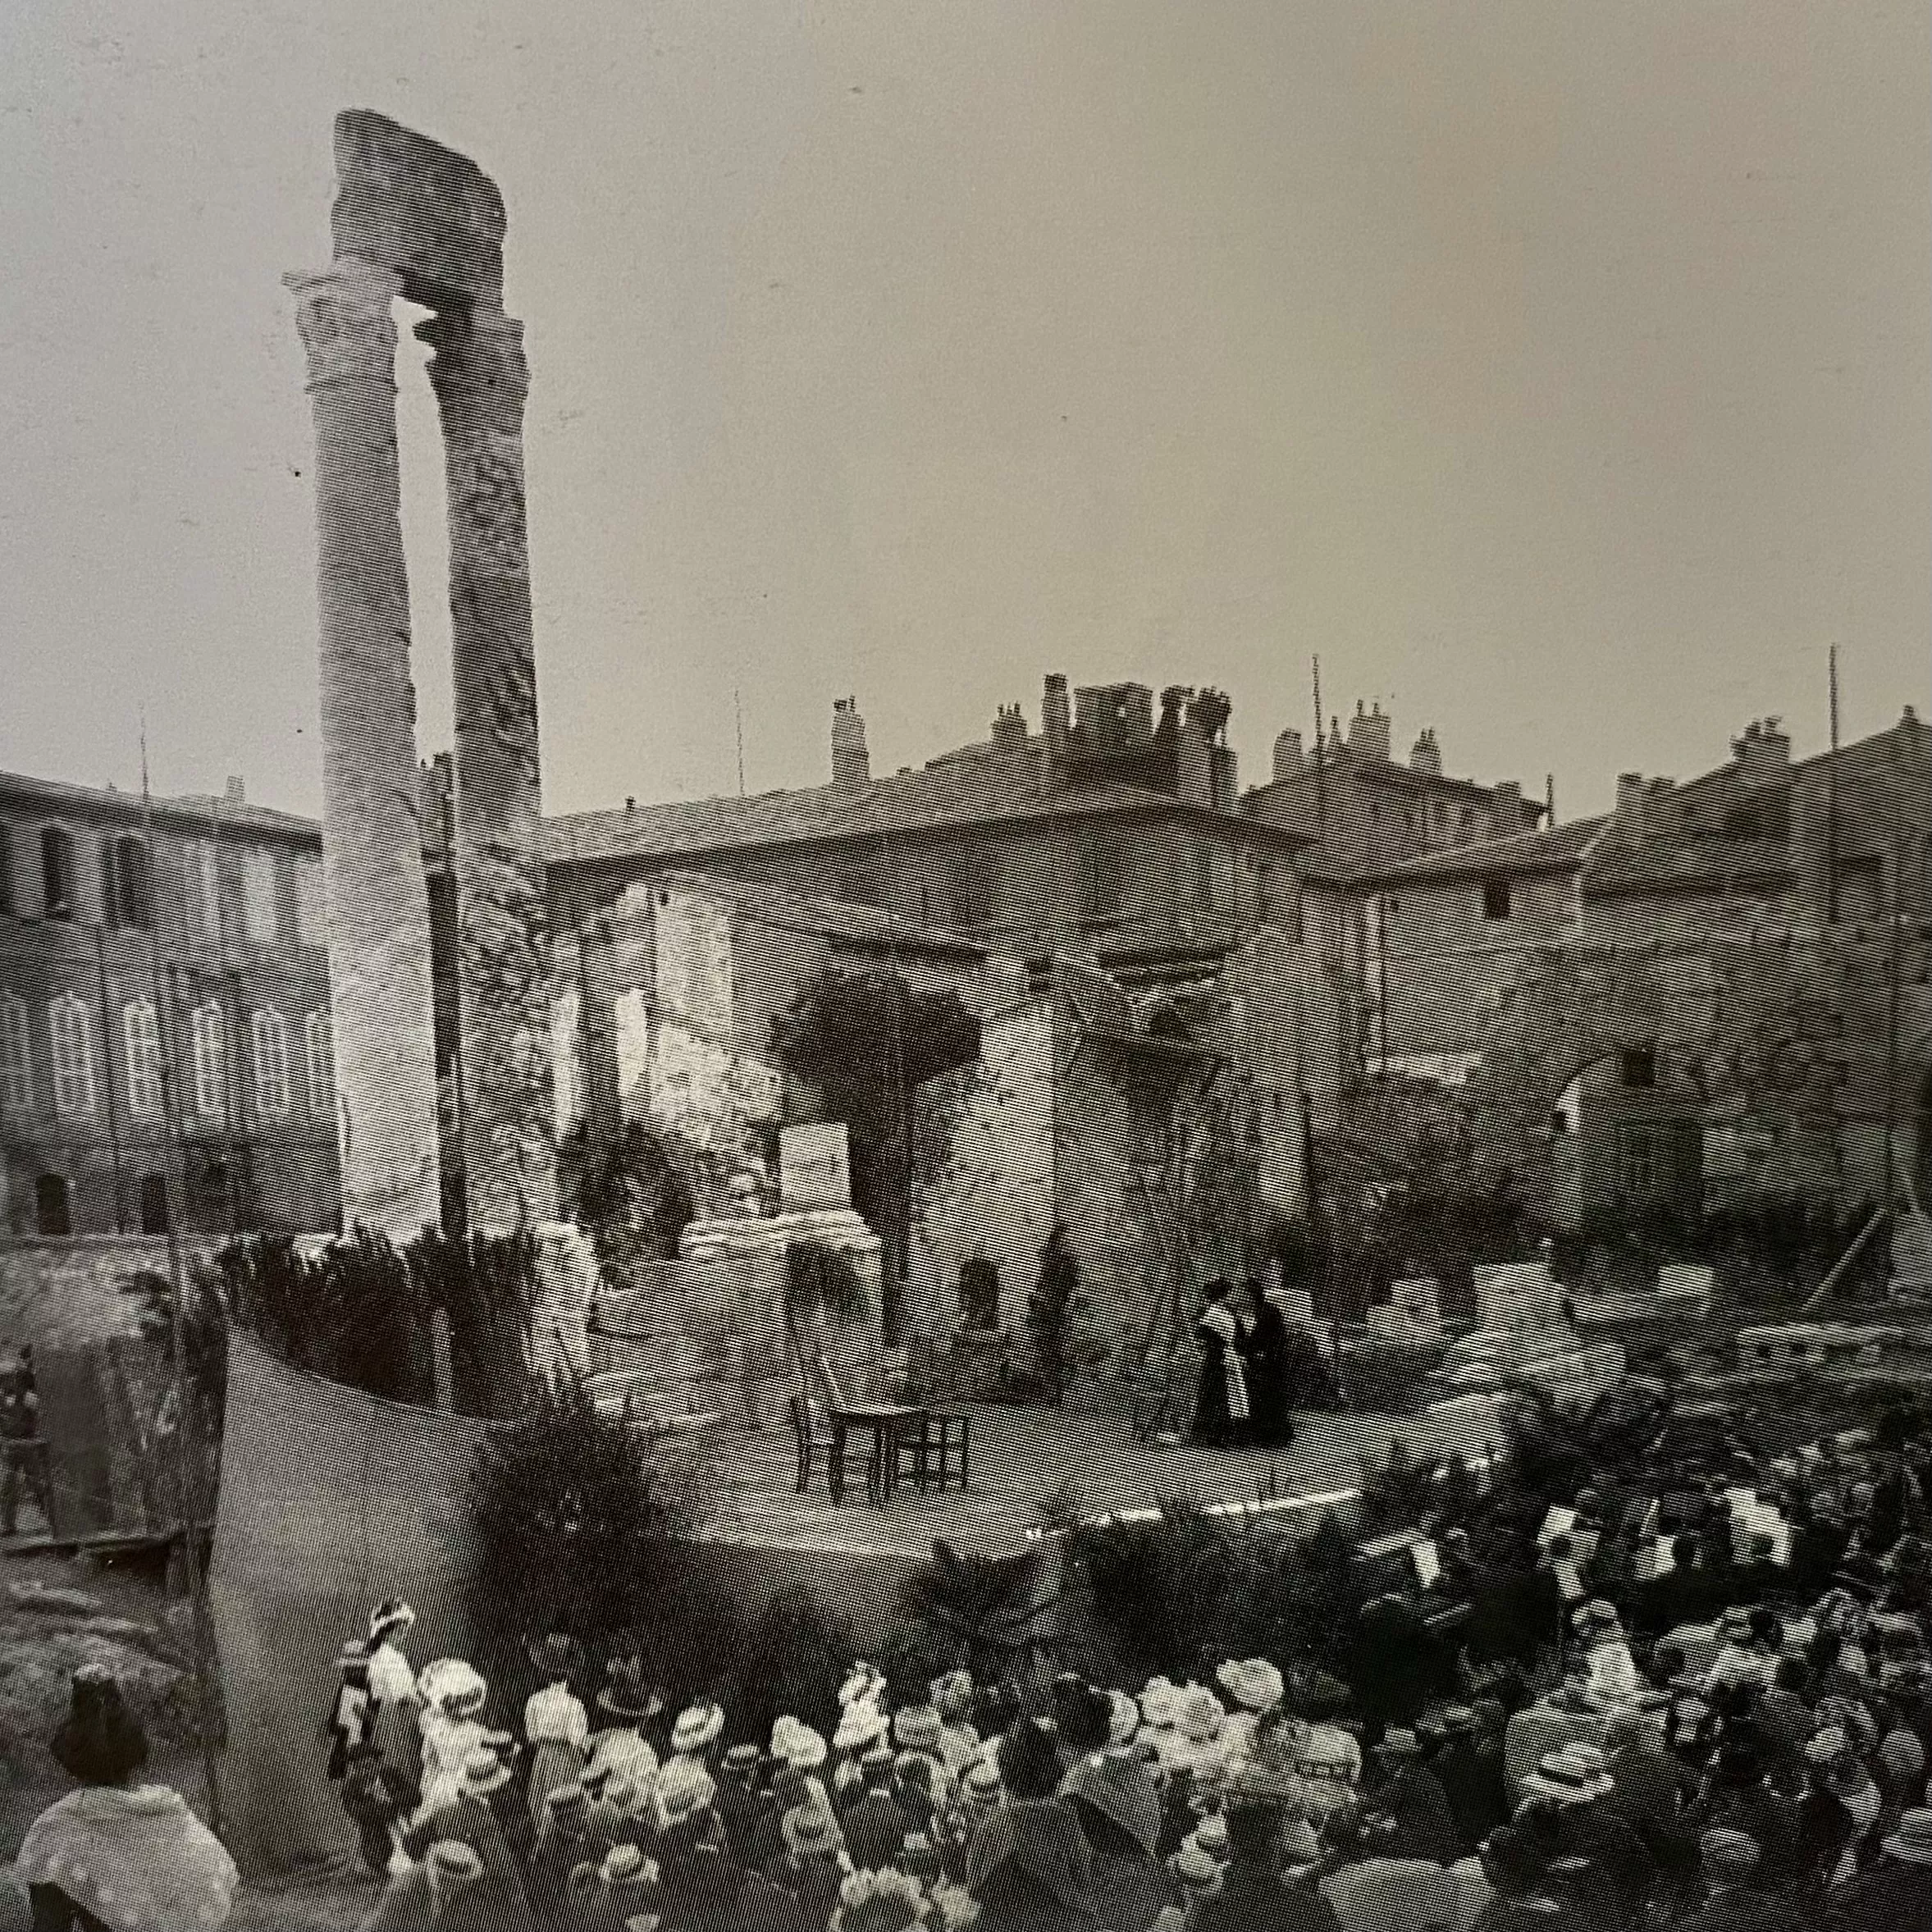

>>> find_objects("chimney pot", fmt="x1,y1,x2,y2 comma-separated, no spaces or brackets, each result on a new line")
1273,727,1304,784
225,775,245,803
831,697,870,787
1491,779,1525,838
1347,703,1392,764
1409,728,1442,777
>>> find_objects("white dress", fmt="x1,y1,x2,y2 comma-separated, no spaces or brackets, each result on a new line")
524,1681,589,1834
1586,1634,1641,1707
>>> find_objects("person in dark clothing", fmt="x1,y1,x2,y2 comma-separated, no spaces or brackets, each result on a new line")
1699,1745,1802,1893
1240,1278,1298,1450
1826,1807,1932,1932
1468,1824,1596,1932
1191,1280,1249,1448
1370,1728,1464,1864
967,1720,1097,1930
1190,1784,1342,1932
1676,1829,1807,1932
713,1742,770,1866
1431,1706,1510,1853
842,1744,910,1871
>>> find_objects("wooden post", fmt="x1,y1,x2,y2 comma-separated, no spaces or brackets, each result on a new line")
430,1307,454,1414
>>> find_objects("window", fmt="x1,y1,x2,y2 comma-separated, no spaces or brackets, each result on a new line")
253,1007,291,1119
305,1011,335,1120
191,1000,226,1121
139,1173,170,1235
35,1173,72,1236
242,847,279,945
947,850,998,928
100,835,153,930
0,823,12,915
1615,1125,1659,1199
40,827,76,920
1621,1047,1657,1091
48,993,95,1119
1127,1089,1172,1169
185,841,219,941
0,993,30,1115
124,1000,163,1121
1482,879,1512,922
295,856,326,948
1459,806,1476,841
1257,861,1277,925
1081,839,1124,924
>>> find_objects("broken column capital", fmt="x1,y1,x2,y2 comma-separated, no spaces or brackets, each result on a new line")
285,258,406,393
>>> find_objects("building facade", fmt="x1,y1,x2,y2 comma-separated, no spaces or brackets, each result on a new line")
541,677,1312,995
1338,710,1932,1226
0,770,340,1238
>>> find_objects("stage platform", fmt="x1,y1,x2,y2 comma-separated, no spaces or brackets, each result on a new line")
660,1393,1514,1567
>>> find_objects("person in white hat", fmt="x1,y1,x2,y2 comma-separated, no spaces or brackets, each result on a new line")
584,1656,662,1797
356,1838,518,1932
523,1633,588,1837
929,1670,980,1775
1215,1657,1284,1766
1576,1600,1641,1709
669,1698,725,1765
364,1599,423,1792
1167,1683,1229,1779
1518,1745,1655,1923
413,1660,493,1824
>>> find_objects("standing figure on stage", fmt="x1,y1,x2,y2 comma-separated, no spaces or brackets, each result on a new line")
1192,1280,1249,1448
1240,1277,1296,1450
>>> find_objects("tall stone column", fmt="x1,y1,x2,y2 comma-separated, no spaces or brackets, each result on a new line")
420,301,556,1229
286,258,442,1240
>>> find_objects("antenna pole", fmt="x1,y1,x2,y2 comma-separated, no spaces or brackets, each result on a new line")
734,688,747,799
141,726,222,1836
1826,645,1841,927
1312,656,1326,841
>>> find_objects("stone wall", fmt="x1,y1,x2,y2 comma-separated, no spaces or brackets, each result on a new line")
0,1235,226,1352
909,999,1058,1349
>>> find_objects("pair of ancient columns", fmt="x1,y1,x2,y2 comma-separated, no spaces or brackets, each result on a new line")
286,258,555,1239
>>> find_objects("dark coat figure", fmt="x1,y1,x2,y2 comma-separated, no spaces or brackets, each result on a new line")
1433,1733,1510,1852
1192,1862,1343,1932
1191,1284,1248,1448
1240,1290,1297,1449
1377,1761,1464,1865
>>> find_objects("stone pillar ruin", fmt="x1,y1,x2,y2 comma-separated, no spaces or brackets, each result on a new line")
421,302,556,1226
289,111,555,1236
287,258,442,1239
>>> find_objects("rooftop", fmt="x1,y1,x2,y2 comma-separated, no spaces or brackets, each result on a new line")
549,748,1309,870
1359,815,1606,888
0,766,321,844
631,868,990,961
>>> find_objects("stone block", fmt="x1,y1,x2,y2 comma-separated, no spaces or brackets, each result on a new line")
781,1122,852,1213
332,110,505,308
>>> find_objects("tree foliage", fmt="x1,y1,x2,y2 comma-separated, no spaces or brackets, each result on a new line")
468,1370,717,1663
770,969,980,1333
897,1537,1059,1680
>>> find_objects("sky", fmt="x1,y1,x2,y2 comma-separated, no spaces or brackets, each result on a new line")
2,2,1926,826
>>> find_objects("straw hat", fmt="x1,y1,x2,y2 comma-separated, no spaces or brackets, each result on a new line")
1375,1728,1423,1762
671,1701,724,1756
459,1749,512,1799
1804,1725,1850,1765
1189,1814,1230,1862
835,1700,890,1753
721,1742,762,1780
599,1658,663,1723
601,1843,659,1886
1438,1706,1478,1736
772,1716,829,1770
336,1637,371,1672
1523,1746,1615,1806
960,1756,1003,1804
782,1803,843,1857
654,1756,717,1828
1178,1685,1226,1744
368,1598,417,1644
430,1660,487,1716
893,1705,943,1754
1882,1809,1932,1866
545,1784,589,1828
1167,1841,1225,1898
425,1841,482,1881
1106,1689,1141,1748
1140,1676,1180,1729
1217,1657,1284,1713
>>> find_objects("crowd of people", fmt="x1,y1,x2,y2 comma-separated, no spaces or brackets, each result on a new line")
14,1383,1932,1930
